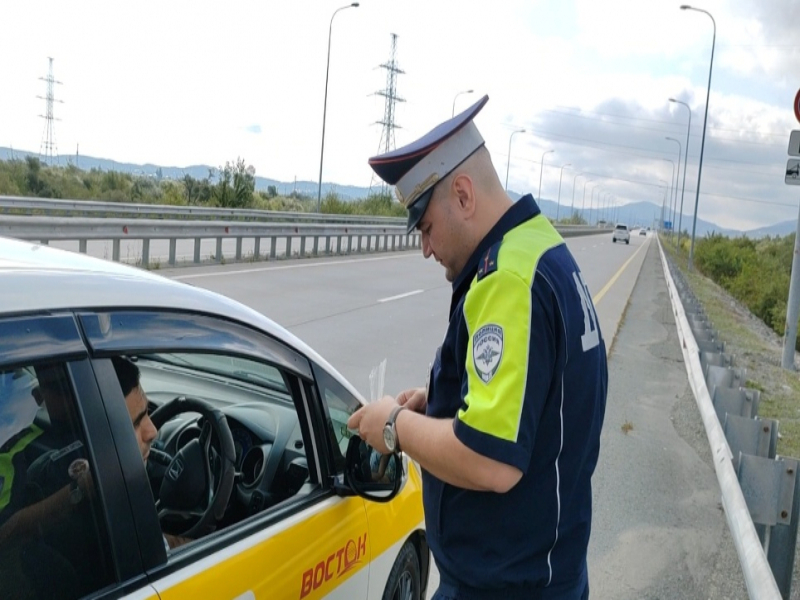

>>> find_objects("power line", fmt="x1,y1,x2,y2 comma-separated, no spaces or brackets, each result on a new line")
505,124,785,169
541,106,789,139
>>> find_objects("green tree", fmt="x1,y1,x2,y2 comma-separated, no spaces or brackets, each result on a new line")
212,158,255,208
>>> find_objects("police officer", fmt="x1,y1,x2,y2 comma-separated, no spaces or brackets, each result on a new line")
348,95,608,599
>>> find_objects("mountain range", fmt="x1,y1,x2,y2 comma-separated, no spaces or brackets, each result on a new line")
1,146,794,239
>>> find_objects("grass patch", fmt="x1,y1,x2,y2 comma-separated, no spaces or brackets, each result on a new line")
621,420,634,434
661,235,800,458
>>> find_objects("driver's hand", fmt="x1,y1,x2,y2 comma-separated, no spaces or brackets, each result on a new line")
164,532,193,549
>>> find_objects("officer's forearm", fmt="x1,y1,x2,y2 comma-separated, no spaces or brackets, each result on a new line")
395,409,522,492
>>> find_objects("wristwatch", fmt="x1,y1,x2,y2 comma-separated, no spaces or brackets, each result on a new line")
383,406,406,454
69,479,84,505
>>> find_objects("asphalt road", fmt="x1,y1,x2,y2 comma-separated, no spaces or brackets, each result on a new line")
163,231,646,400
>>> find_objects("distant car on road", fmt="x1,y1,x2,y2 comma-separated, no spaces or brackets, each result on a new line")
639,228,647,237
612,223,630,244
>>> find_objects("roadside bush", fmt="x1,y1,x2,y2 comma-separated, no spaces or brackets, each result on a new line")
693,232,799,349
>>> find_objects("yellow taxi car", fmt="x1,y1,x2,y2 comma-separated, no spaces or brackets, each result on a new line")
0,236,429,600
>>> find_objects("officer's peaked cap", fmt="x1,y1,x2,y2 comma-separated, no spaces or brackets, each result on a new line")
368,94,489,233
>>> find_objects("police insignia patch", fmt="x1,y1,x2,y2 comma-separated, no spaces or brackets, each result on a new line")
477,242,500,281
473,324,503,383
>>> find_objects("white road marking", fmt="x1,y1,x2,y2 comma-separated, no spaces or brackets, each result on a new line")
378,289,424,303
171,253,419,280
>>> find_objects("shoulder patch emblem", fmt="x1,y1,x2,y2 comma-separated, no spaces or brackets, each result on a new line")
473,324,503,383
477,242,501,281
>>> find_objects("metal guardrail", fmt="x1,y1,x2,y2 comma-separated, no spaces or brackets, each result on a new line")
0,195,408,224
658,238,786,599
0,215,419,268
0,210,608,269
0,195,612,232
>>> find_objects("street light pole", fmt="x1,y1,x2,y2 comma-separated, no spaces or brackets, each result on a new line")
317,2,359,213
681,4,716,271
660,159,675,231
537,149,554,201
452,89,474,117
670,98,692,249
555,163,571,222
665,136,682,239
504,128,526,192
571,173,584,217
591,186,601,225
582,180,595,222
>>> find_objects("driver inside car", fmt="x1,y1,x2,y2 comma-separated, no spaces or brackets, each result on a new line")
10,357,192,555
110,356,192,550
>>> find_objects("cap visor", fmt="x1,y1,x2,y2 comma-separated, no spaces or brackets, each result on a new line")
406,188,434,234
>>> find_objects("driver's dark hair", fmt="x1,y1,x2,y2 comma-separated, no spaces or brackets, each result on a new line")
111,356,141,397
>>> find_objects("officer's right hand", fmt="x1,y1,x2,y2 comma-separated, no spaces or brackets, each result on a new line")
396,387,427,413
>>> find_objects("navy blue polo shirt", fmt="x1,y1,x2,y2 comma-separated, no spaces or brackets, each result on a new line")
423,195,608,598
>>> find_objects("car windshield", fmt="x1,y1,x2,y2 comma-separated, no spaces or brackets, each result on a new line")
615,225,627,230
138,353,289,395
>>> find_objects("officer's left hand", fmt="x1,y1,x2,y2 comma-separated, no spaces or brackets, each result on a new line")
347,395,398,454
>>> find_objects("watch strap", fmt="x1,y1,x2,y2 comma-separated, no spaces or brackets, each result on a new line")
387,405,406,452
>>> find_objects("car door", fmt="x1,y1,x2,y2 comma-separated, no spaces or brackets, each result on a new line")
77,309,371,600
0,313,159,600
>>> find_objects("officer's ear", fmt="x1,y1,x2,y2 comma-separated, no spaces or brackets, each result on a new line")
452,173,476,219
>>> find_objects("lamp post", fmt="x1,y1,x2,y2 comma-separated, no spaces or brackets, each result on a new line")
665,136,682,238
452,89,474,117
660,159,675,231
504,128,526,192
555,163,571,222
591,186,601,225
582,180,595,222
316,2,359,213
681,4,715,271
537,149,554,201
659,180,668,230
571,173,584,217
670,98,692,248
597,192,609,225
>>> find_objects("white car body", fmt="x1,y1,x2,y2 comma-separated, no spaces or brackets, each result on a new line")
612,224,630,244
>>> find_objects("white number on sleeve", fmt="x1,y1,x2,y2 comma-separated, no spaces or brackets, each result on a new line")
572,271,599,352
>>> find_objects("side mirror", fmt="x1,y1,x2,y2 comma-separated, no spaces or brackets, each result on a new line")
342,435,403,503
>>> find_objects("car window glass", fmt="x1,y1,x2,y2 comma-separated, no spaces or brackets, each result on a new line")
0,361,115,600
128,351,313,550
313,366,361,471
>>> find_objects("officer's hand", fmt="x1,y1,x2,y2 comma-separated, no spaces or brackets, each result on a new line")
347,395,398,454
396,387,427,413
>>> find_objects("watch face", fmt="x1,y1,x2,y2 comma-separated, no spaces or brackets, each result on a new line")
383,426,395,453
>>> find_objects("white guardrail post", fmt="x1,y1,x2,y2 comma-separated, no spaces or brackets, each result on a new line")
657,237,784,599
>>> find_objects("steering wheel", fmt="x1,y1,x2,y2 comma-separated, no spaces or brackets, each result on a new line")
150,396,236,540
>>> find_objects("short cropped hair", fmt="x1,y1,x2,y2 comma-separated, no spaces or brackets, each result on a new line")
111,357,141,397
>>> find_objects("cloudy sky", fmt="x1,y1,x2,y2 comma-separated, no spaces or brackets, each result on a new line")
1,0,799,231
